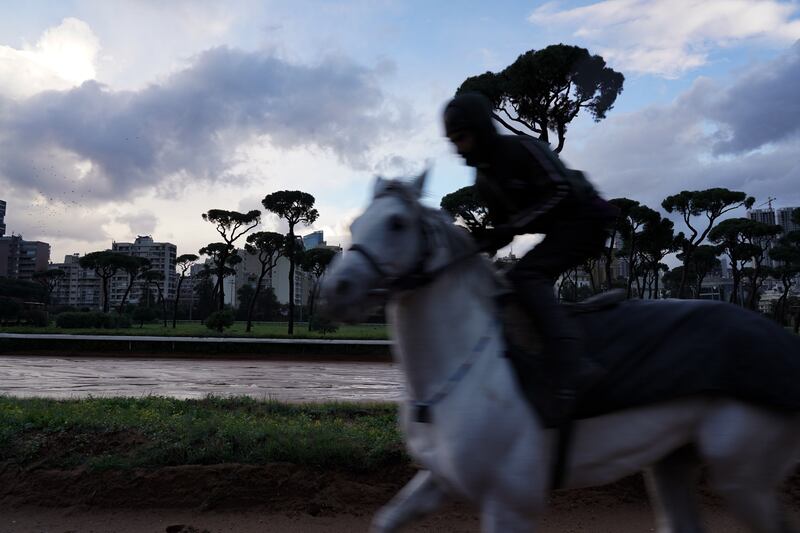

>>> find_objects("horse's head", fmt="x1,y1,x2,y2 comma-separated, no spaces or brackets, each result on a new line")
319,170,437,323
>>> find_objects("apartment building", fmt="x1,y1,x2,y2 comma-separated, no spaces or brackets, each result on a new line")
110,236,177,306
51,253,102,309
0,235,50,280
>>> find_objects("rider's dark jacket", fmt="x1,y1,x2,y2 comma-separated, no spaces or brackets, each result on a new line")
444,93,617,251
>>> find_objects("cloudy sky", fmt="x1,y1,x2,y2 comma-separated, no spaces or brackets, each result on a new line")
1,0,799,262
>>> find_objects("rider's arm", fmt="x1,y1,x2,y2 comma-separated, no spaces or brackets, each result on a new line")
504,138,571,230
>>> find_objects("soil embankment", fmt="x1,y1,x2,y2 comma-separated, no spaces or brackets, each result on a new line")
1,464,799,532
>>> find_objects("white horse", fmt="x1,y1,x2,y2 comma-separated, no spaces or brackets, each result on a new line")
319,173,800,533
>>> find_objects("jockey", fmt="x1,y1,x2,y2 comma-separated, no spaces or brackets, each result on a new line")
443,92,618,426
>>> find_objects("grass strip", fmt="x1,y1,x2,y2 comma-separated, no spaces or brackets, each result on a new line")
0,396,406,473
0,322,389,340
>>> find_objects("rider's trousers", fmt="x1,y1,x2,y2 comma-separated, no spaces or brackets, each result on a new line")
506,219,610,425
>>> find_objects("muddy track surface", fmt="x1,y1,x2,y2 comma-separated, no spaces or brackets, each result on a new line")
1,464,799,532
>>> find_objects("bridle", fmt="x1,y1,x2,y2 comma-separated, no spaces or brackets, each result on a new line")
347,184,479,294
347,183,497,426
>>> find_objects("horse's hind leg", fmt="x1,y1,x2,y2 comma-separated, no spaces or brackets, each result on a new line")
645,445,706,533
699,402,800,533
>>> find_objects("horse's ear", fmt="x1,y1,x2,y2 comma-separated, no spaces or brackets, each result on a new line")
373,176,387,198
411,168,428,197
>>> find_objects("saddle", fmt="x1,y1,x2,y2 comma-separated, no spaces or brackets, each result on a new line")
499,288,626,357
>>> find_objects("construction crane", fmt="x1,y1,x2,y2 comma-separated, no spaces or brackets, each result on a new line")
756,197,777,210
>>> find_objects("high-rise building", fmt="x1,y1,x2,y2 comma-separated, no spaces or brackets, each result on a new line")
776,207,800,235
747,207,776,226
233,249,308,307
0,235,50,280
110,236,177,306
302,230,325,249
0,199,6,236
747,208,779,268
51,253,102,308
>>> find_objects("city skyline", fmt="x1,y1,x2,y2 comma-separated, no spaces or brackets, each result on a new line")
0,1,799,263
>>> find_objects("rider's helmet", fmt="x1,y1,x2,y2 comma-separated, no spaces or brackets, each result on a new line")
443,92,498,167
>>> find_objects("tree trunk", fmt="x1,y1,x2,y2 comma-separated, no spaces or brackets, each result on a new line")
636,269,644,298
605,230,617,289
695,273,708,299
745,268,762,310
118,278,135,314
287,226,296,335
173,275,184,328
246,267,269,333
730,270,741,305
777,277,793,324
653,267,660,299
216,274,225,311
101,275,110,313
677,248,692,299
307,281,317,332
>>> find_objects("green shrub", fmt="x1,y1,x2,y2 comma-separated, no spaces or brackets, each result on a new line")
206,310,235,332
132,307,158,328
22,310,49,327
56,312,132,329
0,297,21,324
309,315,339,335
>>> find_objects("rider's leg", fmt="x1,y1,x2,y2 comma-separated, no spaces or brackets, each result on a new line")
506,223,608,426
506,270,585,425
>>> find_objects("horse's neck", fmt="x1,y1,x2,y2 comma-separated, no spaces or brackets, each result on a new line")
389,259,498,401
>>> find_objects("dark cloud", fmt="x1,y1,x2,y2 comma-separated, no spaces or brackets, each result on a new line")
0,46,409,201
705,41,800,154
565,42,800,215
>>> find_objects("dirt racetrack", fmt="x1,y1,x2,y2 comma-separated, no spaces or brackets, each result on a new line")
1,463,798,532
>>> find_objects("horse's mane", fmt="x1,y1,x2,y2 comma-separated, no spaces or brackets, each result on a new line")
419,200,501,312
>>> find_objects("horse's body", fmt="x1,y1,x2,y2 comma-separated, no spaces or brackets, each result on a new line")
320,175,800,533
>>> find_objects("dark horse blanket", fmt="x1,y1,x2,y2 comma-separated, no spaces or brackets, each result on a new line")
510,298,800,421
579,299,800,417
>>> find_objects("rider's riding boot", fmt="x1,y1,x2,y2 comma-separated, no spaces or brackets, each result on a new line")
511,277,602,427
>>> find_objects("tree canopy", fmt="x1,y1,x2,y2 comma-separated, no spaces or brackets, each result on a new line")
201,208,259,310
79,251,129,312
115,255,151,314
243,231,286,332
457,44,624,152
261,190,319,335
32,268,65,305
440,185,490,233
662,188,755,297
201,209,262,245
173,253,199,328
261,191,319,230
708,218,770,305
302,247,337,280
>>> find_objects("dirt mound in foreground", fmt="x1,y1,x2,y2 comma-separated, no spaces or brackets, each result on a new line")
0,462,416,514
1,462,798,515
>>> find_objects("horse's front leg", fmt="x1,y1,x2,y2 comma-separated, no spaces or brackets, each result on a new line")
370,469,448,533
481,499,536,533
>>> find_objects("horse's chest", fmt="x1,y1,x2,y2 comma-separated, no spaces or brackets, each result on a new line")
402,394,530,497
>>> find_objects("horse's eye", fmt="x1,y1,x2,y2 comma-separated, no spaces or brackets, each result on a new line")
388,215,406,232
